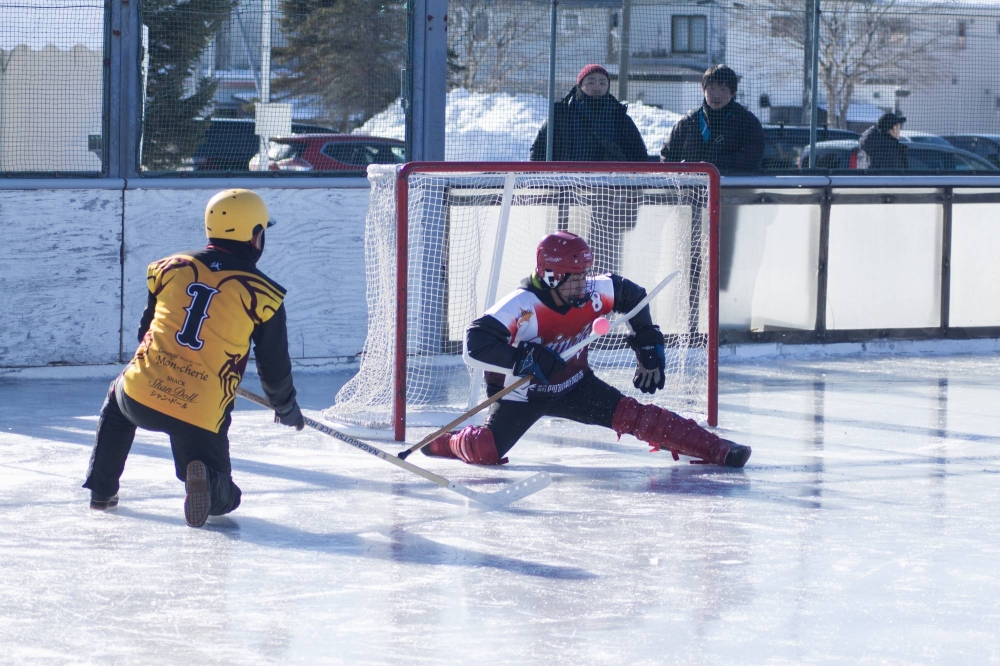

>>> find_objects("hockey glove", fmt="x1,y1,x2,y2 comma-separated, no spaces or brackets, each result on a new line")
274,399,305,431
627,326,666,394
512,341,567,385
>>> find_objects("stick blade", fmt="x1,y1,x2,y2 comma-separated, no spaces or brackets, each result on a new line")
449,471,552,508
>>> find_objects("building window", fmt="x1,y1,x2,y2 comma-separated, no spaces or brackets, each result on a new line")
471,11,489,41
887,19,909,45
770,15,799,39
561,12,580,34
672,15,707,54
958,21,966,48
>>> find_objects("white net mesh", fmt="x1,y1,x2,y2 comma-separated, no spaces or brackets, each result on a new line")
325,163,714,434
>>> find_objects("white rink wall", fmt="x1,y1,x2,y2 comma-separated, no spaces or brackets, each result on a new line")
0,186,372,367
4,183,1000,370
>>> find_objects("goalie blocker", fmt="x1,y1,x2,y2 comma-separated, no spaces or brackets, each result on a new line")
424,232,750,468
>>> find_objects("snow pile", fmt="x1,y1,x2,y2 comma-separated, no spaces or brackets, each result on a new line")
355,89,683,161
626,100,684,156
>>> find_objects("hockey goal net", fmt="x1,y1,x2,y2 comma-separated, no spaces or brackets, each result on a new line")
325,162,719,441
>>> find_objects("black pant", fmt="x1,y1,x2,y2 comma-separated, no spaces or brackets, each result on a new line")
485,371,624,457
83,376,242,516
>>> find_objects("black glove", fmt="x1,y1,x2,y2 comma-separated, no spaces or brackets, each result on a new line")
274,399,305,430
627,326,666,394
512,341,567,385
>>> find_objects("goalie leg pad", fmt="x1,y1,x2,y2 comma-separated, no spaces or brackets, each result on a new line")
611,397,735,466
450,426,507,466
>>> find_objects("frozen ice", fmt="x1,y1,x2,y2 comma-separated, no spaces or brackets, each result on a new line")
1,352,999,664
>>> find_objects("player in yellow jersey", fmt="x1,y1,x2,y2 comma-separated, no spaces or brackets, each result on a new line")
83,189,304,527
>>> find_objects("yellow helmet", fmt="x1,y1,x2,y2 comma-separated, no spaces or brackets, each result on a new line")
204,189,275,241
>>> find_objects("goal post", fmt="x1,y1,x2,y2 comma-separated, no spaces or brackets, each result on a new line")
325,162,720,441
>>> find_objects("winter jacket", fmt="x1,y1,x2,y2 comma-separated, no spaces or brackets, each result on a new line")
530,89,648,162
859,127,908,170
659,99,765,173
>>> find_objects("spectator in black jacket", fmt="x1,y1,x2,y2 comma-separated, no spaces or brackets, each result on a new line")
531,64,648,273
659,65,765,174
530,64,648,163
859,112,908,170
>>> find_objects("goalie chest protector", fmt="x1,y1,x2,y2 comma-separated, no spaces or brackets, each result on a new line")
484,274,616,400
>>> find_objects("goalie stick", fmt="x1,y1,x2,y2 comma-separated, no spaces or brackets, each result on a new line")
397,269,681,460
236,386,551,508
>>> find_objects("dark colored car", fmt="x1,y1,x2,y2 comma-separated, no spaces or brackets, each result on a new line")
190,118,338,171
941,134,1000,168
248,135,406,172
798,139,998,171
762,125,861,170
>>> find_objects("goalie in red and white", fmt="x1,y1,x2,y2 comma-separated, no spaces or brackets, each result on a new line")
423,231,751,468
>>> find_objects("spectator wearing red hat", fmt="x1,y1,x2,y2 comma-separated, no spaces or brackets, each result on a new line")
530,64,647,163
530,64,648,274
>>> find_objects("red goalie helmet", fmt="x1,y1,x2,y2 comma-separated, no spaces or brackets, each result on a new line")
536,232,595,306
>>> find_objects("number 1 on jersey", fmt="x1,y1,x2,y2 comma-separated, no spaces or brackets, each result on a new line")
176,283,219,350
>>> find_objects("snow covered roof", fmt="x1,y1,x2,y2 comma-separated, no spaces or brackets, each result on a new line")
0,1,104,51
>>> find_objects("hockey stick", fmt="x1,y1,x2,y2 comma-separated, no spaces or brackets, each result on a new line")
235,386,551,508
397,269,680,460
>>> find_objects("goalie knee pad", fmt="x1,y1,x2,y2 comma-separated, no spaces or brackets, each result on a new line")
450,426,507,466
611,397,733,466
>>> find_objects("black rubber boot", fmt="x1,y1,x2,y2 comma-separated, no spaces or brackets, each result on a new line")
90,492,119,510
184,460,210,528
723,440,752,468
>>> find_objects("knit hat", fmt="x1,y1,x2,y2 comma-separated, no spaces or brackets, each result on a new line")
577,64,610,86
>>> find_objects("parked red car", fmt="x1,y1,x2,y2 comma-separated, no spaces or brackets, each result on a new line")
249,134,406,172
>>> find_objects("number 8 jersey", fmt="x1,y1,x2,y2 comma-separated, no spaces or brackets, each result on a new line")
122,246,289,433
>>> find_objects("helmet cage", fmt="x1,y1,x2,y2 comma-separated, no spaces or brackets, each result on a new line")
540,266,597,308
536,231,596,307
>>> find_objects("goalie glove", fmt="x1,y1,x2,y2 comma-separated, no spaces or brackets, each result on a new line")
512,341,567,385
627,326,666,395
273,399,305,431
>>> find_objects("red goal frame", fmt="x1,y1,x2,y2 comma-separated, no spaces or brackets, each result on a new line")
391,162,721,441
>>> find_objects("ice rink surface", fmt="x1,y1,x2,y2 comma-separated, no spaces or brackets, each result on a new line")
2,352,999,665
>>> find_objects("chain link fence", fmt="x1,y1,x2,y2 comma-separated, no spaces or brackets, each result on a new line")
1,0,999,175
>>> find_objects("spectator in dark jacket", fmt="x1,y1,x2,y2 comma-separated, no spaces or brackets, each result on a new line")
659,65,765,174
531,64,648,273
530,64,648,163
859,112,908,170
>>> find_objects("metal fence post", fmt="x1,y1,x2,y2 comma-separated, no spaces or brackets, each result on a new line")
808,0,820,168
941,187,953,334
408,0,448,162
546,0,557,162
815,186,831,339
107,0,142,179
618,0,631,102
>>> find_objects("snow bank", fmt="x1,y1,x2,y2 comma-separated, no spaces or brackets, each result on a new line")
355,89,682,161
